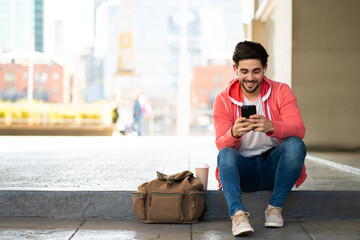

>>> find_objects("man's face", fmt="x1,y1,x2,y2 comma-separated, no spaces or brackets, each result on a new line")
234,59,267,97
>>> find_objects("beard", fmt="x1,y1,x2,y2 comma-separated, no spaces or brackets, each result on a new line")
240,80,261,93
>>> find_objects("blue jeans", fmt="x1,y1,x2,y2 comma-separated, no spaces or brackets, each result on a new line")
217,137,306,218
132,119,143,136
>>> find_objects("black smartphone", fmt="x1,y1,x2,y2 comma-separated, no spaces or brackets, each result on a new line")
241,105,256,118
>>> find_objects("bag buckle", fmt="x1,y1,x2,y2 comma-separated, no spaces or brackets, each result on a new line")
166,175,175,185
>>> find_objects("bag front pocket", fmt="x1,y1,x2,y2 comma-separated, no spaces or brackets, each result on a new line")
148,192,184,222
189,192,205,220
132,192,146,220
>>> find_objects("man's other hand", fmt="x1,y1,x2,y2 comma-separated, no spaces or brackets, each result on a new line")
248,114,274,133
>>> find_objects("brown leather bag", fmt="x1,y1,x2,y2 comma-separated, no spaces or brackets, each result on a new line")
132,170,205,223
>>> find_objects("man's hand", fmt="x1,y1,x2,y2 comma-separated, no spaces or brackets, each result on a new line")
247,114,274,133
231,117,253,139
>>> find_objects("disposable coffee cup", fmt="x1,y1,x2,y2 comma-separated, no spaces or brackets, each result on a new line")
195,164,210,190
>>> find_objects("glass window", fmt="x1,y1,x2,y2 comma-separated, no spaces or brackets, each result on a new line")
35,73,41,82
5,72,15,83
41,73,48,82
35,72,47,83
52,73,59,80
22,73,28,80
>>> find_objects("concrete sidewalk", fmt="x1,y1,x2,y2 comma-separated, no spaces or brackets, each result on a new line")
0,136,359,239
0,218,359,240
0,136,220,191
0,136,359,191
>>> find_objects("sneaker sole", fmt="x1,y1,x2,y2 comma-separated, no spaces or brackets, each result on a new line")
232,227,254,236
265,222,284,228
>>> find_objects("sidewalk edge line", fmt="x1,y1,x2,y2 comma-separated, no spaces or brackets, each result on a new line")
306,154,360,176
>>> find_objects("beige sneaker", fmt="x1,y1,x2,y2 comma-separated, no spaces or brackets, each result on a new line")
264,205,284,227
231,210,254,236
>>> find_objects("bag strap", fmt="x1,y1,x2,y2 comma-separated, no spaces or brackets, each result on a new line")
156,171,193,185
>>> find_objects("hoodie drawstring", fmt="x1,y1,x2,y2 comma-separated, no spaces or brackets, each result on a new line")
266,103,272,121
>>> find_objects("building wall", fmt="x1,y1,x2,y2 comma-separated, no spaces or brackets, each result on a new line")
34,0,44,52
191,65,233,109
33,64,63,103
0,0,43,52
266,0,292,87
249,0,360,149
0,63,64,103
292,0,360,150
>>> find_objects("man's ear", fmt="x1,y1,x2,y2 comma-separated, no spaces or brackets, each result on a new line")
233,65,238,77
233,64,237,72
264,64,268,72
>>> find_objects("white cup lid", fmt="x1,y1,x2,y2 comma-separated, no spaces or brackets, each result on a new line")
196,163,209,168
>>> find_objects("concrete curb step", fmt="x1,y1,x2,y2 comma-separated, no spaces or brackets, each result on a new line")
0,190,359,219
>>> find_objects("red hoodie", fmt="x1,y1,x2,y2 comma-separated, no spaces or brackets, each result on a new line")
213,76,307,188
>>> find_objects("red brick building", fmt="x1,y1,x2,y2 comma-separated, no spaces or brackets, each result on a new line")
0,58,64,103
191,65,234,109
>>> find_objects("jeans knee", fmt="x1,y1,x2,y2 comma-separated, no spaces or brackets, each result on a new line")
282,137,306,155
279,137,306,169
217,147,238,170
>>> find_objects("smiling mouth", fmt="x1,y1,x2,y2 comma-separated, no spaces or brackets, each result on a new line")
245,81,257,87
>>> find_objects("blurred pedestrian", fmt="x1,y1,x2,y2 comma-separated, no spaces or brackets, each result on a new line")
132,94,144,136
111,104,119,124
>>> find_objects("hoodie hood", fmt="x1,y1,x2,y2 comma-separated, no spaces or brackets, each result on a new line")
226,76,272,107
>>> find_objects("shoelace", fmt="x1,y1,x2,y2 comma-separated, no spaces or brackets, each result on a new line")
231,212,250,225
266,206,282,217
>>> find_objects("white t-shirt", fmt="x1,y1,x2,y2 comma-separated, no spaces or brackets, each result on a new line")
238,95,280,157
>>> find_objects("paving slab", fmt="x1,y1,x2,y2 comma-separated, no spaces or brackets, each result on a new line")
192,219,312,240
192,219,360,240
0,218,359,240
298,219,360,240
72,219,190,240
0,217,83,240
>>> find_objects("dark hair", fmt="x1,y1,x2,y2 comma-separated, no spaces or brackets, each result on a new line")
232,41,269,67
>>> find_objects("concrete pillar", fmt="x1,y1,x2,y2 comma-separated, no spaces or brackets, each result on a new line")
292,0,360,150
